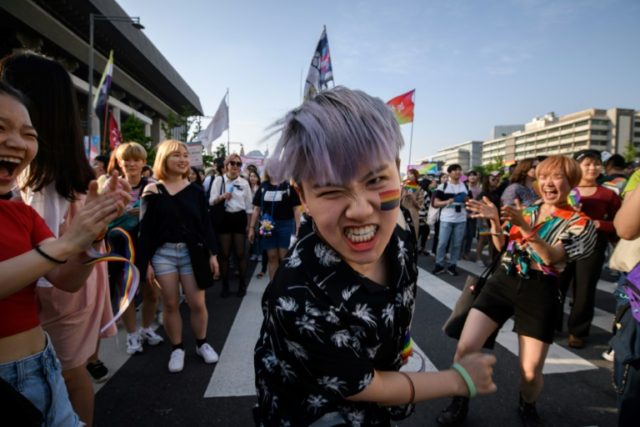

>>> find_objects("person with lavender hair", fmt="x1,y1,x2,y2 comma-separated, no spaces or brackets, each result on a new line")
253,86,496,426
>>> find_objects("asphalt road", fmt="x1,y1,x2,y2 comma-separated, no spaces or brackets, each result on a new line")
94,251,619,427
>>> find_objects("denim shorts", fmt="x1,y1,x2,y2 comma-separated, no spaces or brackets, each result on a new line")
261,219,295,251
0,333,80,426
152,242,194,276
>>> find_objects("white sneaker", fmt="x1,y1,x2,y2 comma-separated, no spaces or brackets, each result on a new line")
140,327,164,346
602,349,615,362
196,343,219,364
168,349,185,373
126,332,143,355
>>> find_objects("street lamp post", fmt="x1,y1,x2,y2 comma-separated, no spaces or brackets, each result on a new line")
86,13,144,149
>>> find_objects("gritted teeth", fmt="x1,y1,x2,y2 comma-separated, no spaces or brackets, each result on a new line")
344,225,378,242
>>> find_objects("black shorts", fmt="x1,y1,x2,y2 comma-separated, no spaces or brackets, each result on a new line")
218,210,248,235
472,268,560,343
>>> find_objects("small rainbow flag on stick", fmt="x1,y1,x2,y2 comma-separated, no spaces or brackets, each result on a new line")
568,188,581,208
380,188,401,210
401,330,413,364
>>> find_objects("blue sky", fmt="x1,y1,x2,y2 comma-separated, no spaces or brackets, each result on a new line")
118,0,639,167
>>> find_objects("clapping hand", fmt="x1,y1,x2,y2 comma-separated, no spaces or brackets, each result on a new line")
61,179,131,253
466,196,499,221
500,198,527,228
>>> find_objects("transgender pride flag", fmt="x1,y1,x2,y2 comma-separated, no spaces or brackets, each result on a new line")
93,50,114,119
303,27,334,101
387,89,415,124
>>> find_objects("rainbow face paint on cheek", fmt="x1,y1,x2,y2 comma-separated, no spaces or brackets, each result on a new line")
379,188,401,210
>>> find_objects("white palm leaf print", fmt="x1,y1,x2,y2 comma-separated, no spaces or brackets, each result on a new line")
262,351,279,373
285,245,302,268
324,308,340,324
345,409,365,427
382,304,394,327
341,285,360,301
295,315,323,340
366,343,381,359
317,376,347,393
396,238,408,267
279,359,297,382
304,301,322,317
306,395,328,414
352,304,377,327
314,243,341,266
275,297,298,315
331,330,351,347
358,373,373,390
284,338,308,360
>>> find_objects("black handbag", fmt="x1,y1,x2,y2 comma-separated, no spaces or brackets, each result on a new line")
186,239,215,290
442,250,503,349
157,184,215,290
209,176,226,231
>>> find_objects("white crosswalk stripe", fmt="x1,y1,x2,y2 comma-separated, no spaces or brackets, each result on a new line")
204,273,268,397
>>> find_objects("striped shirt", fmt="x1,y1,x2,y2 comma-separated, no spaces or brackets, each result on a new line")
501,202,597,277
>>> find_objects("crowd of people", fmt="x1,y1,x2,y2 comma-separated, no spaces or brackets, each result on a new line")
0,52,639,427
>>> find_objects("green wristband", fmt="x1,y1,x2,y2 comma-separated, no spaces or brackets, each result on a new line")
451,363,477,398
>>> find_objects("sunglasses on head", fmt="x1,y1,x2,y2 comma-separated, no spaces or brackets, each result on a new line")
228,161,242,167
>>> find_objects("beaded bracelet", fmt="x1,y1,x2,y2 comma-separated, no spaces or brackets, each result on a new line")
398,371,415,404
35,245,67,264
451,363,477,398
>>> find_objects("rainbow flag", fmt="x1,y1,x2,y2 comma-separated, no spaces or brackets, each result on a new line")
387,89,415,124
403,180,419,193
418,163,439,175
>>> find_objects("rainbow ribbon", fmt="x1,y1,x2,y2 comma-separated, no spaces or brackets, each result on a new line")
84,227,140,333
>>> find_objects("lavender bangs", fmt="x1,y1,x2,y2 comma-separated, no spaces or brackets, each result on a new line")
265,86,404,185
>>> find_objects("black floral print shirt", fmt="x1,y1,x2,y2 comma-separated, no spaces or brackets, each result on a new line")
254,211,418,427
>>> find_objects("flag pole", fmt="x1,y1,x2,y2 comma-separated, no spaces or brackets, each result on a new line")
407,90,416,170
226,88,230,155
299,67,303,103
102,107,109,154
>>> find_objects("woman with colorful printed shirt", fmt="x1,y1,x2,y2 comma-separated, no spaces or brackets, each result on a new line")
437,155,597,427
254,87,496,427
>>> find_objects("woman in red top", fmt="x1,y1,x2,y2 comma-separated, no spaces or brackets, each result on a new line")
0,82,129,426
563,150,621,348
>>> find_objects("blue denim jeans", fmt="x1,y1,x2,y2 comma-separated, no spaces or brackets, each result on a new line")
0,333,80,426
436,221,466,267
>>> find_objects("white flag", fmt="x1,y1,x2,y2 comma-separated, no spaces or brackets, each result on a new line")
200,94,228,151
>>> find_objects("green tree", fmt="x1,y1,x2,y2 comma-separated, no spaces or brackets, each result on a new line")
121,114,156,165
485,155,503,173
472,165,488,176
213,142,227,160
623,140,638,163
161,106,199,142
